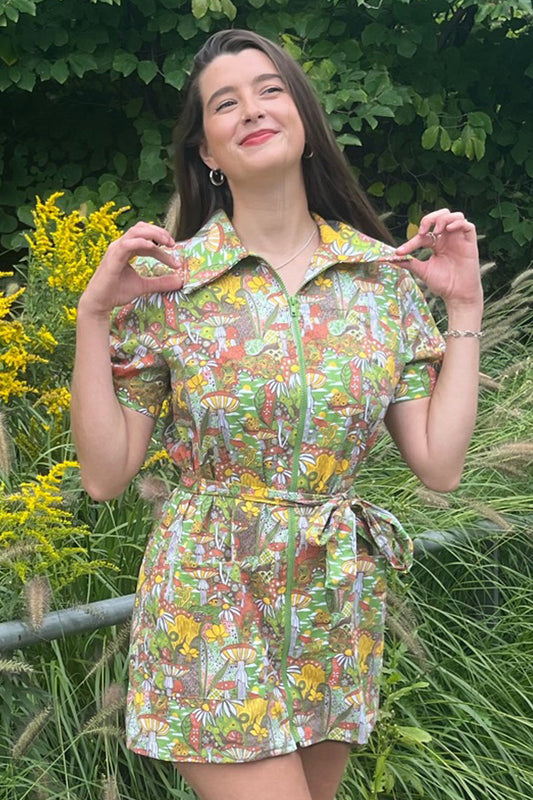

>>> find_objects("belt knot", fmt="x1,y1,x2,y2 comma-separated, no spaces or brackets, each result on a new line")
175,475,413,583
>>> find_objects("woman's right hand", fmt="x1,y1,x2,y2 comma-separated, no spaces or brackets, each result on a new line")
79,222,186,317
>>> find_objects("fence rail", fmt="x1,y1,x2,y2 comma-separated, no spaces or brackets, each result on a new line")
0,527,496,652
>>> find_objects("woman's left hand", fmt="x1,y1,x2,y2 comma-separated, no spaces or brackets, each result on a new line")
394,209,483,309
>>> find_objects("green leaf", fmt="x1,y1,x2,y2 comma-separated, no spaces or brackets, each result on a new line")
0,38,18,66
16,204,34,226
112,51,138,77
49,59,68,84
35,60,51,80
142,128,162,146
99,180,119,202
164,69,185,90
138,146,167,183
396,725,432,745
0,69,11,90
17,69,35,91
386,681,429,704
58,163,82,185
472,136,485,161
451,138,465,156
362,23,387,46
14,0,37,14
53,28,69,47
113,152,128,177
0,210,17,233
397,38,417,58
525,60,533,79
368,105,395,118
192,0,208,19
367,182,385,197
348,117,363,132
440,128,452,151
468,111,493,133
163,51,185,88
386,181,414,208
421,125,439,150
328,20,346,37
178,15,198,40
220,0,236,20
336,133,362,147
5,5,19,22
137,60,158,84
69,53,97,78
158,9,178,32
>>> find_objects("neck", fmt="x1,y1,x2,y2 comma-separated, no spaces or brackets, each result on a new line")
230,171,314,257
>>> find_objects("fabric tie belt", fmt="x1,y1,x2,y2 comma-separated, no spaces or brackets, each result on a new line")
173,475,413,586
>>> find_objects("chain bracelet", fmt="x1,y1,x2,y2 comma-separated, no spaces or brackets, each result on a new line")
442,329,484,339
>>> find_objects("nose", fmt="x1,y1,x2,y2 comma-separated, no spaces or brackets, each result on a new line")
241,92,264,123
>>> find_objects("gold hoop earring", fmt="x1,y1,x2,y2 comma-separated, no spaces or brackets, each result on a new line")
209,169,225,186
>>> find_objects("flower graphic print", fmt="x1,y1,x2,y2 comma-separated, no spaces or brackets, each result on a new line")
110,211,445,763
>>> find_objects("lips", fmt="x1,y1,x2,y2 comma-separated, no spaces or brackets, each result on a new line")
240,129,278,146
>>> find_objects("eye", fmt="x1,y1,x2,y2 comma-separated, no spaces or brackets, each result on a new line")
214,98,236,113
262,85,283,95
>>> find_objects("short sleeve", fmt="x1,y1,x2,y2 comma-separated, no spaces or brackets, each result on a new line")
109,295,170,418
391,270,446,404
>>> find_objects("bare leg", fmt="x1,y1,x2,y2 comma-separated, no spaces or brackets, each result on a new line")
177,751,313,800
298,741,352,800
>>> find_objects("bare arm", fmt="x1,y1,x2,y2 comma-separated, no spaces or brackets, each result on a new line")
384,209,483,492
70,222,185,501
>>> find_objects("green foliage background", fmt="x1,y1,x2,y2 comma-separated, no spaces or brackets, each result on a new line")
1,0,533,287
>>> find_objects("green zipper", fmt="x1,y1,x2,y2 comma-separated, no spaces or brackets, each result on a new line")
279,291,309,743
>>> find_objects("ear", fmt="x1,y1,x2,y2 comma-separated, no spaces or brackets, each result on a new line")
199,140,217,171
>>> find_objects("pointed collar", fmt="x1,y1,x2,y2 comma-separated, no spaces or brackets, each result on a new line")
174,209,409,295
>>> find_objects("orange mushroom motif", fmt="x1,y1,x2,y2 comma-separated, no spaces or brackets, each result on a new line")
187,565,218,605
200,391,240,453
201,313,239,358
221,643,258,701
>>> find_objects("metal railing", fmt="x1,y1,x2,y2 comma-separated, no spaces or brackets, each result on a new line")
0,527,497,652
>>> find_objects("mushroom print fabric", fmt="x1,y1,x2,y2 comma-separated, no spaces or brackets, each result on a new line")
110,211,445,763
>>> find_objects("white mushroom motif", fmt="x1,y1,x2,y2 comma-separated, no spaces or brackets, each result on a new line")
221,644,257,701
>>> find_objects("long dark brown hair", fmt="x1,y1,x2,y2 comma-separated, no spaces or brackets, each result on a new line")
168,29,393,245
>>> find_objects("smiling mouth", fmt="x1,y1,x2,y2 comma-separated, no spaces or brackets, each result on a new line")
240,130,278,146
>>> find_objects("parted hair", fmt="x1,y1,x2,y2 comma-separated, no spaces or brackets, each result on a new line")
167,28,393,245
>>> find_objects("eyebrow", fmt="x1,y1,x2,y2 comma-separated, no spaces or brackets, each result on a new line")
206,73,284,109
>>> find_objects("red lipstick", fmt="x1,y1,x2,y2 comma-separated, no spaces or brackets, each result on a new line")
240,129,277,146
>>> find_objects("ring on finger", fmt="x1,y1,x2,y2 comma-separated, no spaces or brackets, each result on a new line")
427,231,439,247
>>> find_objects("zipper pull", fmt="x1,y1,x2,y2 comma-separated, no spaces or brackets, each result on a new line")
288,297,299,318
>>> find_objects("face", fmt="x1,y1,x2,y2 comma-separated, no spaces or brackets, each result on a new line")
198,48,306,185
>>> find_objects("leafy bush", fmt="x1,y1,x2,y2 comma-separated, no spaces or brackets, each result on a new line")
1,0,533,288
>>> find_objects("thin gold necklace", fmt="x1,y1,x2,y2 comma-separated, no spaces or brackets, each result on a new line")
274,225,318,271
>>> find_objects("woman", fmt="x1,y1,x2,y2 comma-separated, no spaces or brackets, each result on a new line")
71,29,483,800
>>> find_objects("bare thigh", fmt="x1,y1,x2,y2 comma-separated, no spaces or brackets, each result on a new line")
298,741,352,800
176,751,313,800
